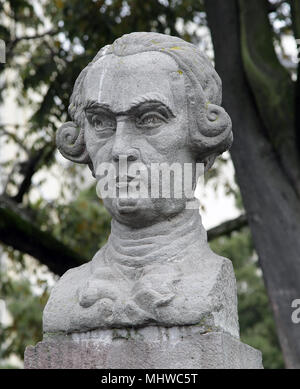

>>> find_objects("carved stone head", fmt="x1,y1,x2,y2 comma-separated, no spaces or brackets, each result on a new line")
56,32,232,227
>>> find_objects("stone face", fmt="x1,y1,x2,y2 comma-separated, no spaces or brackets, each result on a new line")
24,327,263,369
44,32,237,336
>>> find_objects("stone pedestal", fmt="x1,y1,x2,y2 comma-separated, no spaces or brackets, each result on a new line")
24,326,263,369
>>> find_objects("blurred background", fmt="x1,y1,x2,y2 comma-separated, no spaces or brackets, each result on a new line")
0,0,299,369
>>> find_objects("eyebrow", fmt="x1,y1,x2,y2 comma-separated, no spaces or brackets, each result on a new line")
84,92,175,117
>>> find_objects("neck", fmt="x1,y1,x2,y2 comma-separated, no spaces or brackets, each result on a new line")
102,204,207,268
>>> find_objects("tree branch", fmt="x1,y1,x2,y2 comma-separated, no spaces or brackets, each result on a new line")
207,214,248,241
6,29,58,53
13,143,55,203
0,196,85,276
0,125,29,154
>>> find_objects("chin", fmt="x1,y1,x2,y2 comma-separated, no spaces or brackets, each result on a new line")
103,197,159,227
103,197,187,228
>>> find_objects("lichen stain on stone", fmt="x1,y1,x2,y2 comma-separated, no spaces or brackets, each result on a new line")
170,46,182,50
112,328,131,341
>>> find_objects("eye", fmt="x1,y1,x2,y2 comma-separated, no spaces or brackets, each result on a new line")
92,117,103,128
136,112,167,128
91,114,116,135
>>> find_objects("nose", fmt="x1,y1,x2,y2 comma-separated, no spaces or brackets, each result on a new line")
112,119,139,162
112,148,139,162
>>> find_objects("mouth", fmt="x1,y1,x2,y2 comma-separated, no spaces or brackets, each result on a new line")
116,197,139,214
115,175,135,189
115,175,139,213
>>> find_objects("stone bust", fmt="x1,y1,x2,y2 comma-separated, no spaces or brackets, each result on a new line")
44,32,239,338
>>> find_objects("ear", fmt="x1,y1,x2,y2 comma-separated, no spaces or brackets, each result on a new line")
56,121,91,165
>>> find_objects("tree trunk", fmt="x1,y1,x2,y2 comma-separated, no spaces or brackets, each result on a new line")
0,196,85,276
206,0,300,368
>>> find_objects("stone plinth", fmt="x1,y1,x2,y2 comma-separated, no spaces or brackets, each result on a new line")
25,326,263,369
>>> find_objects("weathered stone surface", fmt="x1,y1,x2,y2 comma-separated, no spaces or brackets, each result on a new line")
43,215,239,337
44,32,237,336
25,32,263,369
25,327,262,369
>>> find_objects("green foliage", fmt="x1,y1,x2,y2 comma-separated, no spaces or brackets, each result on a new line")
0,262,49,367
210,228,284,369
0,183,112,368
51,185,112,259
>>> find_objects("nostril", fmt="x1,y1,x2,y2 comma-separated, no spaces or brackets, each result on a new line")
113,149,139,162
128,149,139,161
128,154,137,161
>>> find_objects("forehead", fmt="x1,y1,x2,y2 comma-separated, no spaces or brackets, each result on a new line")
84,51,184,112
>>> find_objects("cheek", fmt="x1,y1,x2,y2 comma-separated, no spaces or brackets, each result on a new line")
143,118,188,160
85,127,114,166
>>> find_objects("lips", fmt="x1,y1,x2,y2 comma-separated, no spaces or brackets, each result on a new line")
116,197,139,214
115,175,135,189
115,176,139,209
118,198,138,206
